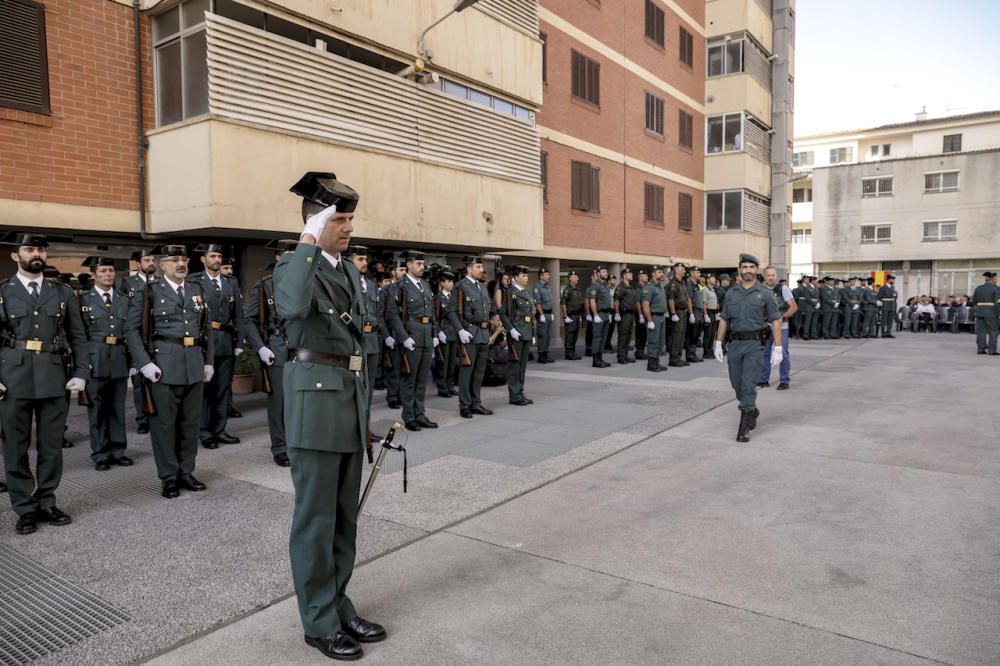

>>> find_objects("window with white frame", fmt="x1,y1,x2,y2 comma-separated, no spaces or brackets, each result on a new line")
924,170,959,193
792,187,812,203
152,0,210,126
860,224,891,244
923,220,957,241
706,113,742,153
792,150,814,167
791,228,812,244
439,77,535,124
829,147,853,164
705,190,743,231
706,32,770,89
861,176,893,198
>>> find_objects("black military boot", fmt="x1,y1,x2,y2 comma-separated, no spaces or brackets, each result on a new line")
748,408,760,431
646,357,660,372
736,411,752,443
592,352,610,368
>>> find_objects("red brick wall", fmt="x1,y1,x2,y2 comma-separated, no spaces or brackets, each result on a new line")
0,0,153,211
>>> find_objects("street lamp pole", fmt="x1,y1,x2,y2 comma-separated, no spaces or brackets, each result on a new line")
417,0,483,59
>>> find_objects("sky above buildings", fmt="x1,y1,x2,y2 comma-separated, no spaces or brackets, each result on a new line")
794,0,1000,136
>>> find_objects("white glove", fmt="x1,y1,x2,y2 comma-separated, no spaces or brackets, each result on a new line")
129,367,137,377
403,338,416,351
638,315,645,324
647,321,655,330
235,347,244,357
509,329,521,341
65,377,86,392
0,381,5,399
258,347,275,366
458,330,473,344
301,204,339,242
539,314,547,323
385,336,395,349
852,304,859,311
437,331,447,344
704,314,711,324
593,315,603,324
671,314,680,322
432,337,440,348
564,316,573,324
878,302,884,308
688,313,695,324
141,362,162,382
771,346,783,367
203,365,215,382
585,314,593,322
614,313,621,322
714,341,724,363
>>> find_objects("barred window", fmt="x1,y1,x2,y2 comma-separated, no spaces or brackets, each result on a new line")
0,0,51,115
861,177,893,198
923,220,957,241
942,134,962,153
860,224,892,244
924,171,959,193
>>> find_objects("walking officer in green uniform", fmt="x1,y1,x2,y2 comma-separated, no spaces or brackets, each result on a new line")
276,172,385,661
125,244,214,498
586,265,612,368
713,253,782,443
972,271,1000,354
533,268,555,364
876,274,898,337
1,233,88,535
640,265,668,372
122,247,158,434
243,240,296,467
500,265,536,405
389,251,440,432
189,243,243,449
382,259,406,409
451,256,494,418
560,270,584,360
79,257,133,471
633,269,649,360
613,267,636,364
667,263,690,367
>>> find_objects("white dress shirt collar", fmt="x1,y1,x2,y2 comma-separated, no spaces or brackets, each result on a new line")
322,250,340,268
15,272,43,292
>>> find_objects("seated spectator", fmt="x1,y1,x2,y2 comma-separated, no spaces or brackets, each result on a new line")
914,296,936,332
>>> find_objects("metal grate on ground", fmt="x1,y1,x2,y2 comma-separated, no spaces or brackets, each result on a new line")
0,545,130,665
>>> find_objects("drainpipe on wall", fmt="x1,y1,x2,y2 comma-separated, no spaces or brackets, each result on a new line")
134,0,156,240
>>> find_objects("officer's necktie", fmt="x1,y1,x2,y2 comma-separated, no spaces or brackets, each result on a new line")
104,292,112,308
29,281,39,303
177,285,185,303
212,278,221,293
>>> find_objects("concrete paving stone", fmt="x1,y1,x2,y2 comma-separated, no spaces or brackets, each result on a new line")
148,533,927,666
458,435,572,467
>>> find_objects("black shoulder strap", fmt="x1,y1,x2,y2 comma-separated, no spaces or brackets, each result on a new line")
315,272,363,343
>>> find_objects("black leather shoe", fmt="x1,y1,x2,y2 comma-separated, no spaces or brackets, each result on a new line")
437,390,452,398
777,383,789,391
978,350,987,354
37,507,72,526
405,421,422,431
460,409,473,418
201,438,219,450
448,388,460,396
415,418,438,428
522,398,534,405
668,360,685,367
15,512,37,535
62,439,74,448
748,408,760,431
0,481,7,493
114,455,134,466
470,406,493,415
137,422,150,434
736,411,751,443
178,474,207,491
345,616,386,643
95,461,111,471
215,432,241,444
273,452,291,467
304,632,363,661
509,399,530,406
991,352,1000,356
387,400,402,409
757,381,769,388
227,407,243,418
162,480,180,499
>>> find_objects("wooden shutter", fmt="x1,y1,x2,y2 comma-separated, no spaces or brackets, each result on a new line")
678,192,693,230
590,164,600,212
0,0,51,115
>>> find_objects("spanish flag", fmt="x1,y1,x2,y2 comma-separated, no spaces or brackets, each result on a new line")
871,271,888,287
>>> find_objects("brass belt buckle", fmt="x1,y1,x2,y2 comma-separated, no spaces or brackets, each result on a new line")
26,339,43,352
105,336,118,345
421,316,431,324
211,321,222,330
523,316,532,322
183,336,195,346
480,322,488,329
340,312,353,326
348,355,363,372
363,323,373,333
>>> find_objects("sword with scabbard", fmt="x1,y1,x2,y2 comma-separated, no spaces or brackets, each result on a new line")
359,422,407,513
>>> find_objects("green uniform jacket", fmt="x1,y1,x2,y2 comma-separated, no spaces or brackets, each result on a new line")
971,283,1000,317
587,280,613,311
561,284,584,314
389,277,438,347
876,284,897,308
720,282,781,331
820,285,838,312
453,277,492,344
125,279,215,384
436,290,458,342
244,275,289,368
360,275,382,355
500,285,536,339
188,272,243,358
79,287,130,380
273,245,367,453
0,278,89,399
667,278,690,311
532,281,553,313
640,282,667,313
614,282,636,313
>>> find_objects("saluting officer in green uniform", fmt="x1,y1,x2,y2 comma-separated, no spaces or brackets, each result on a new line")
613,267,636,364
276,172,385,661
500,265,536,405
876,274,898,337
243,239,297,467
667,263,690,367
640,265,668,372
382,259,407,409
713,253,782,443
972,271,1000,354
560,270,584,360
451,256,494,418
1,233,88,535
125,244,214,499
79,257,133,471
122,247,158,434
532,268,555,364
388,251,440,432
586,265,613,368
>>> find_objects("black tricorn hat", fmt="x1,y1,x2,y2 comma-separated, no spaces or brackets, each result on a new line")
265,239,299,253
194,243,225,255
343,244,370,258
462,255,484,265
222,257,236,266
404,250,425,262
886,274,896,279
637,268,648,276
390,258,407,269
290,171,359,212
439,270,457,281
508,264,529,276
82,256,116,269
131,247,156,261
567,270,579,278
983,271,997,278
4,232,50,248
156,244,188,258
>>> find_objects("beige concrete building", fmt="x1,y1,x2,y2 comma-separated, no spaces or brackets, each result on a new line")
794,110,1000,298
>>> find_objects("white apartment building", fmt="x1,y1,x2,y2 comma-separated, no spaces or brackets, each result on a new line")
792,110,1000,299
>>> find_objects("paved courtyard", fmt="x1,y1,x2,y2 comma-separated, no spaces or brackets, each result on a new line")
2,333,998,665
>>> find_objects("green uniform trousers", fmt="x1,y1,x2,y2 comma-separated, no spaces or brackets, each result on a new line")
149,381,203,481
400,346,431,422
265,362,286,455
507,338,531,401
669,312,687,363
434,342,457,393
132,373,150,427
976,315,999,353
200,353,234,440
1,396,68,517
458,342,488,411
288,447,362,637
727,339,765,412
86,376,128,464
645,315,665,358
385,346,401,405
590,320,607,356
563,315,581,356
616,313,634,362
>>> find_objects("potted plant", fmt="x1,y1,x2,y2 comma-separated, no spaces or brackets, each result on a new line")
232,348,259,395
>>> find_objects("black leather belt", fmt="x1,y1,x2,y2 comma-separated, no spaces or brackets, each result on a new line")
289,348,363,372
650,311,665,316
466,320,490,329
90,335,124,345
4,339,59,353
154,335,203,347
543,309,553,314
409,316,432,324
599,309,613,314
730,328,769,341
